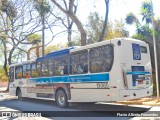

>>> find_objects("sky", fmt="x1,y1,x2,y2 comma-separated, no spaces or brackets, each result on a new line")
77,0,160,22
50,0,160,45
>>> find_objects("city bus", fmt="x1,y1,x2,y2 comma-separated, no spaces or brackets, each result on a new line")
9,38,153,107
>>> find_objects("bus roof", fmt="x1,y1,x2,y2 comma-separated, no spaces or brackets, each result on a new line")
36,46,79,62
70,38,147,53
10,59,35,67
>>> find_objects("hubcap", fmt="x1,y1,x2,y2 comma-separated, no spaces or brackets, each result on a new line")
58,94,65,105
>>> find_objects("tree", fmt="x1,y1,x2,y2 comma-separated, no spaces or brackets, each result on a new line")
33,0,51,56
50,0,86,46
49,0,78,47
105,20,129,39
0,0,17,77
141,1,152,24
125,12,140,26
99,0,109,42
45,43,67,54
86,12,103,44
0,0,52,91
27,33,42,59
86,12,129,44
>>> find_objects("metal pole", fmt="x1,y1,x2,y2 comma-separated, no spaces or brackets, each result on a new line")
150,0,159,100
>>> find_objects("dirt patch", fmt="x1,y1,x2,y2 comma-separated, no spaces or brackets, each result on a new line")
116,96,160,106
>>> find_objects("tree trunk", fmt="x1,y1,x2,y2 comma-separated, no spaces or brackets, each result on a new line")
68,28,72,46
99,0,109,42
2,40,9,92
51,0,86,46
69,14,86,46
42,14,45,56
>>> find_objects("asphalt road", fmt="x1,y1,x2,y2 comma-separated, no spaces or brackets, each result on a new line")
0,96,154,120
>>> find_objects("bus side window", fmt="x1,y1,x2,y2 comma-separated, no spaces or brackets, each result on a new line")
41,61,49,77
37,62,41,77
89,45,114,73
55,55,69,76
48,59,54,76
70,50,88,74
23,64,31,78
31,63,38,77
15,66,23,79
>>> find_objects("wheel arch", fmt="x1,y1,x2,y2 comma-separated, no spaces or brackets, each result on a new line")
55,84,71,100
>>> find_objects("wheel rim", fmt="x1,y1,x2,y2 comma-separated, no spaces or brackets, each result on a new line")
58,94,65,105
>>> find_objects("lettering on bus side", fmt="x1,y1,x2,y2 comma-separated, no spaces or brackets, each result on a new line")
96,82,110,89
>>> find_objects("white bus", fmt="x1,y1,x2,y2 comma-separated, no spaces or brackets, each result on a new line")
9,38,153,107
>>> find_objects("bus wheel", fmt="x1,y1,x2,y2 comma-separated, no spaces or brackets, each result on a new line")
17,89,22,100
55,90,68,108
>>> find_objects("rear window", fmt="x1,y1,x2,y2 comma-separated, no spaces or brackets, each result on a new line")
140,46,147,53
132,66,145,86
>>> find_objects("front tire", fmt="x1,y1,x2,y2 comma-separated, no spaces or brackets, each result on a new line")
55,90,68,108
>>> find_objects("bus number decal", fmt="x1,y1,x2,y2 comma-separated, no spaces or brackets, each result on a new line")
96,82,110,89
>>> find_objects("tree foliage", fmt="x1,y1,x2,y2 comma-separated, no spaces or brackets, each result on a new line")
86,12,129,44
33,0,51,17
125,12,137,25
0,0,59,85
141,1,152,24
27,33,41,44
33,0,51,56
45,44,67,54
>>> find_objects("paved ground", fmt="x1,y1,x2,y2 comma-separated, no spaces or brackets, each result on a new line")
0,87,160,120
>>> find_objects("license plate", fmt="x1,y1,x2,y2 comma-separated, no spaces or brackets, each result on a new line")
138,80,143,84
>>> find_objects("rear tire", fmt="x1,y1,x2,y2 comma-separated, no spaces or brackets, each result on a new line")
55,90,68,108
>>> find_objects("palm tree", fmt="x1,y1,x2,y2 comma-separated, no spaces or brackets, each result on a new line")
141,1,152,24
125,12,141,26
33,0,51,56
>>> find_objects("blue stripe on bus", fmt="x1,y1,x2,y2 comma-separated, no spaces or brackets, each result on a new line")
126,71,151,75
29,73,109,83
